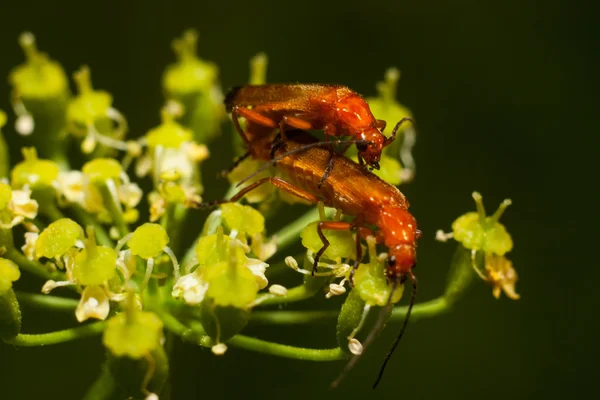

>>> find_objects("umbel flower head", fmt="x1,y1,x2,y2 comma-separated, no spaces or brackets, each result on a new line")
437,192,519,300
173,205,270,309
138,107,208,221
365,68,415,184
67,66,129,155
39,224,121,322
103,293,164,359
117,222,180,287
0,29,520,398
9,32,69,138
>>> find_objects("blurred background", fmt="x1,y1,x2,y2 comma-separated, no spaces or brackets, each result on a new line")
0,0,595,399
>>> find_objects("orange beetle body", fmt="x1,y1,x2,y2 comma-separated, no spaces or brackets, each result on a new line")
225,84,389,169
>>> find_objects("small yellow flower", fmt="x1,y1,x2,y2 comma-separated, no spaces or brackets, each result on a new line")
135,153,153,178
1,187,39,228
118,182,143,208
75,285,110,322
83,184,105,214
10,188,38,219
157,146,195,181
184,142,210,163
250,232,277,261
246,258,269,290
21,231,39,260
0,258,20,292
148,191,166,222
485,254,520,300
172,271,209,305
54,171,85,205
116,249,136,281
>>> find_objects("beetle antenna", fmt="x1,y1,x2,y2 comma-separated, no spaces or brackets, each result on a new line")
236,137,370,187
383,117,414,147
330,280,398,389
372,271,418,389
219,151,251,177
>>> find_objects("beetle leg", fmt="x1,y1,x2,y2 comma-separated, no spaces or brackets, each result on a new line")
348,225,373,285
357,155,365,167
234,106,279,129
270,132,284,160
314,221,356,276
191,176,320,209
231,108,250,146
316,123,339,189
281,115,314,131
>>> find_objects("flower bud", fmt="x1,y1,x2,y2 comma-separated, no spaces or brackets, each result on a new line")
162,30,224,143
128,223,169,260
72,227,117,286
11,147,59,190
35,218,83,259
103,310,164,359
9,33,70,162
353,256,404,306
0,258,21,340
82,158,122,184
300,221,356,263
451,192,513,256
221,203,265,235
366,68,413,147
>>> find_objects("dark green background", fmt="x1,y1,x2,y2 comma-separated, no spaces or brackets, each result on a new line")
0,1,595,399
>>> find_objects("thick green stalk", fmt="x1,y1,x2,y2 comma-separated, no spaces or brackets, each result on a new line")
5,247,66,282
254,284,316,306
82,363,116,400
158,310,211,347
0,129,8,179
70,204,113,247
100,183,129,237
4,321,105,346
227,335,344,361
15,291,78,312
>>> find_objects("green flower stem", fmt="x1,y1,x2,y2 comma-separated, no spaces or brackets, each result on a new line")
181,209,222,268
145,278,162,310
160,203,172,231
391,297,448,320
254,284,316,306
100,183,129,237
158,310,211,347
43,203,67,222
250,310,339,325
264,253,303,278
163,203,187,255
5,247,66,282
70,204,113,247
249,297,449,325
252,245,469,325
0,130,8,178
227,335,345,361
3,321,105,346
82,363,116,400
272,207,335,252
15,291,78,312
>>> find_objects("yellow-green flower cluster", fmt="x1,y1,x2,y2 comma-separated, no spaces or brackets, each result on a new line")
37,222,120,321
437,192,519,300
173,204,270,310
